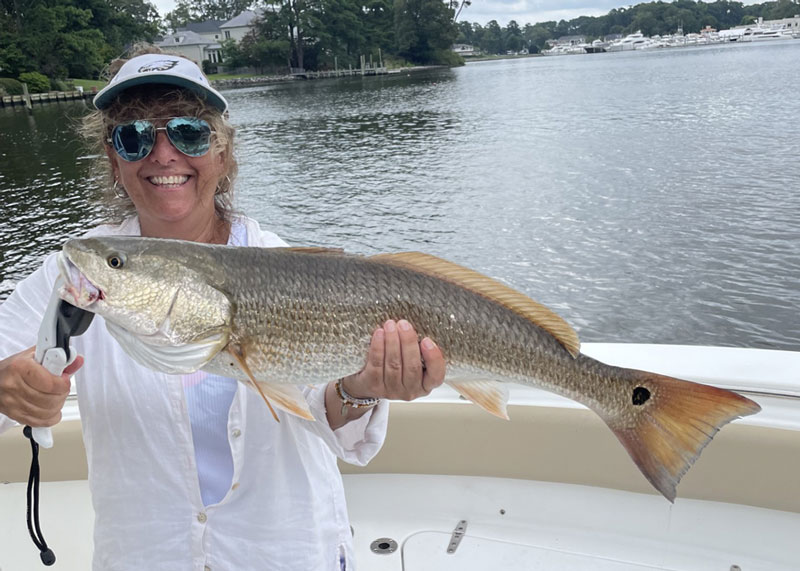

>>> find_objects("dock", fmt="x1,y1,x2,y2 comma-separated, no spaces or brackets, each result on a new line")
1,89,95,108
290,53,389,79
291,66,389,79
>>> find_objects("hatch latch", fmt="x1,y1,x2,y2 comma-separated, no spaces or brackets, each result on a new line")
447,520,468,554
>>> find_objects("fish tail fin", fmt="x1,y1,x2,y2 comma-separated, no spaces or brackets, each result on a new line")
604,370,760,502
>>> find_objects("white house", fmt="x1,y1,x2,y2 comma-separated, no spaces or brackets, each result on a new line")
157,30,223,64
220,10,265,43
179,20,226,43
158,10,265,65
452,44,476,56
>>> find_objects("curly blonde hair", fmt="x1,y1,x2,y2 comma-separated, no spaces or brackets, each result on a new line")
81,44,237,223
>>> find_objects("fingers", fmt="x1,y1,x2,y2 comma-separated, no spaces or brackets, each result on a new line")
420,337,446,394
386,319,443,401
0,347,73,427
397,320,424,391
63,354,85,378
382,320,404,394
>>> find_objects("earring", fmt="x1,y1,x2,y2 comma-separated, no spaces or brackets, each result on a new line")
113,179,127,199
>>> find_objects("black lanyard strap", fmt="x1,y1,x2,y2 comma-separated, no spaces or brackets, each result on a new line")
23,425,56,565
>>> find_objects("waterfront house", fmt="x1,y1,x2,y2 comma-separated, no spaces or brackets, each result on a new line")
178,20,226,43
220,10,264,42
157,30,224,64
452,44,476,57
158,10,264,66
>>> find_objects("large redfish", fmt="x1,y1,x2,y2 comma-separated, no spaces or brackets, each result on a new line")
57,236,760,501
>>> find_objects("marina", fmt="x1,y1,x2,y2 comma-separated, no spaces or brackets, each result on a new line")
544,15,800,55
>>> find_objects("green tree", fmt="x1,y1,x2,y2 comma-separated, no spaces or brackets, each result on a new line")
312,0,367,68
764,0,800,19
362,0,395,58
221,37,247,68
18,70,50,92
164,1,199,30
459,0,791,42
198,0,252,20
166,0,251,28
522,22,554,53
480,19,502,54
394,0,457,63
503,19,522,52
455,20,473,44
0,0,159,79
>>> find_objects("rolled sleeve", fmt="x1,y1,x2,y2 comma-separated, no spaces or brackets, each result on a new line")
302,384,389,466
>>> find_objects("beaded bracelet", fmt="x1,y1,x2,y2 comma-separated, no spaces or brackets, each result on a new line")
335,378,380,416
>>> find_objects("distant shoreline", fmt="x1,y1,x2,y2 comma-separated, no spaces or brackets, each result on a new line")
212,65,447,90
463,54,543,63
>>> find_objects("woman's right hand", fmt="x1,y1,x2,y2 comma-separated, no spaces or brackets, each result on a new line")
0,347,83,427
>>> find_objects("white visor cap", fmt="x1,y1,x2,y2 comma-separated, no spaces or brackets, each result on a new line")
93,53,228,113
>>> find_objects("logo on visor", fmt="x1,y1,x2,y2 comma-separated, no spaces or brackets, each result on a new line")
138,60,180,73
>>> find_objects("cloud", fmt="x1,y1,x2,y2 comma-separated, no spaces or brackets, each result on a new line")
153,0,176,17
458,0,630,26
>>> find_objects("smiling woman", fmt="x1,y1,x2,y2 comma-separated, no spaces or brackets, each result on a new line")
79,46,238,242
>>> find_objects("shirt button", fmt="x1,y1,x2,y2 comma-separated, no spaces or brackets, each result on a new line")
197,512,208,523
204,566,211,571
231,429,242,438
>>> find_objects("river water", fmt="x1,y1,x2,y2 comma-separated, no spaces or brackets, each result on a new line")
2,41,799,350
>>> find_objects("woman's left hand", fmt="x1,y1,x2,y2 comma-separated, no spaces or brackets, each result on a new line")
348,319,445,400
326,319,446,428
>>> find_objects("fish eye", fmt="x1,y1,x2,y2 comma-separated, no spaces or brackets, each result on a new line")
107,254,125,269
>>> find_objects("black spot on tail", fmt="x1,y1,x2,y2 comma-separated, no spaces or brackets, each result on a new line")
632,386,651,405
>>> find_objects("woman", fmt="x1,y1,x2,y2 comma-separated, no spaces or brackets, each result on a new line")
0,48,445,570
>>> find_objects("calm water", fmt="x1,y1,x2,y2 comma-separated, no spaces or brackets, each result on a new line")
2,41,799,350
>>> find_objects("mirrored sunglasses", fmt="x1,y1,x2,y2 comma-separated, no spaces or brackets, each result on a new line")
108,117,215,162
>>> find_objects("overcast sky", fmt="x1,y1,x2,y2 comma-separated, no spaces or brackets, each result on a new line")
151,0,760,28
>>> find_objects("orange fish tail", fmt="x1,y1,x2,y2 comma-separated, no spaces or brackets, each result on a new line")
605,371,760,502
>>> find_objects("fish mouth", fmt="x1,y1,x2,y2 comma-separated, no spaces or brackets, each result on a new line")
57,252,104,308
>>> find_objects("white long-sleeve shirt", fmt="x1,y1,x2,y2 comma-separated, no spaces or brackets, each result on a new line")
0,216,389,570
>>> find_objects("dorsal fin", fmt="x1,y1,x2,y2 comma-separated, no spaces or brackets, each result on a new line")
371,252,580,357
285,247,346,255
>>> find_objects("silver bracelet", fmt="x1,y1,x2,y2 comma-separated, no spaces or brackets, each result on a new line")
335,378,380,416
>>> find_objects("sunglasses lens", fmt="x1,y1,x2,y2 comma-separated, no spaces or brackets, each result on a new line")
111,120,155,161
166,118,212,157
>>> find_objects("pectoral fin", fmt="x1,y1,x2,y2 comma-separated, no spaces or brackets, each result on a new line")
226,344,315,422
447,378,510,420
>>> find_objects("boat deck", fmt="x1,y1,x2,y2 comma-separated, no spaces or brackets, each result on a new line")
1,474,798,570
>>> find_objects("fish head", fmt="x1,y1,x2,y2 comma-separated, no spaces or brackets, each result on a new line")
57,236,231,347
